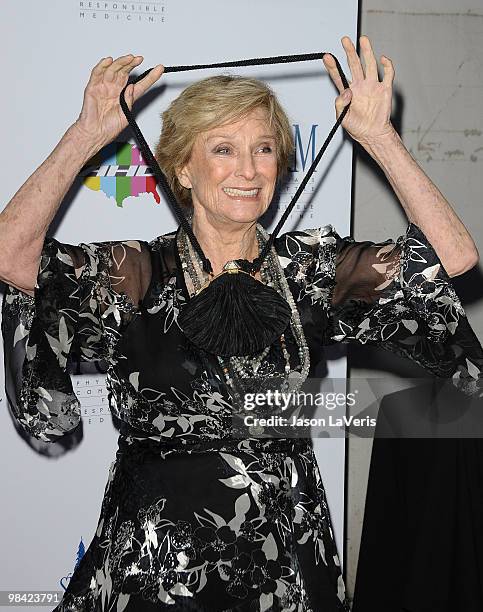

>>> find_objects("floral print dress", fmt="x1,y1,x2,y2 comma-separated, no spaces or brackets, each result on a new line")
2,222,482,612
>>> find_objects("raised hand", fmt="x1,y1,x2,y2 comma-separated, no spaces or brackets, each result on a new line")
323,36,396,147
73,55,164,149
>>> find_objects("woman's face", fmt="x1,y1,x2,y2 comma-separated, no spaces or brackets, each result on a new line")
178,107,278,227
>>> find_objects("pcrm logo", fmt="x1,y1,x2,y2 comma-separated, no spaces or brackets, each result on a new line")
81,142,161,207
290,124,318,173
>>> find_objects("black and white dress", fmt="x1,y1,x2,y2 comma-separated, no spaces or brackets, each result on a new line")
2,222,482,612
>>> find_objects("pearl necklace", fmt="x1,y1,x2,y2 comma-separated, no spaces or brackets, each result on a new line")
177,224,311,404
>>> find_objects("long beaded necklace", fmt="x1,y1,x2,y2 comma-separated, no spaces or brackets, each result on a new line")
177,223,311,408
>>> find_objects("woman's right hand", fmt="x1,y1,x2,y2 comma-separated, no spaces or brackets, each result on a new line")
72,55,164,149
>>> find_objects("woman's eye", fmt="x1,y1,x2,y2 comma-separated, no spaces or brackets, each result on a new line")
214,145,274,154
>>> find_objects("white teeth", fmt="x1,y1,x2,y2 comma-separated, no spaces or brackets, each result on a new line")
223,187,259,197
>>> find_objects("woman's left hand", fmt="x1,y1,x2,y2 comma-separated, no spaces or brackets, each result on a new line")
323,36,396,147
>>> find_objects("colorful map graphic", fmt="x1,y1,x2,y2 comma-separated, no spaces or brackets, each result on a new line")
82,142,160,207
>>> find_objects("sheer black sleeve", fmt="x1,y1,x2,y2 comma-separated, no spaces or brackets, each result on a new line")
324,222,483,398
1,237,152,442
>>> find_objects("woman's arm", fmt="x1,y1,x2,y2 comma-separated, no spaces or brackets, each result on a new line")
323,36,479,277
358,128,479,276
0,55,164,295
0,125,101,295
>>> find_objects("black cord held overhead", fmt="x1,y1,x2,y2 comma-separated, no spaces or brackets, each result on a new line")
119,52,351,275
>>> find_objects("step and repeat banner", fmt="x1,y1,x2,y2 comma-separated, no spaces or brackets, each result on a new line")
0,1,357,607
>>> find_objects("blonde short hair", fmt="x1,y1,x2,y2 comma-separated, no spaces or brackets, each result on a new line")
154,74,294,209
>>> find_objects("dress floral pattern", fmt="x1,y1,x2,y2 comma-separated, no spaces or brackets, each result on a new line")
2,222,483,611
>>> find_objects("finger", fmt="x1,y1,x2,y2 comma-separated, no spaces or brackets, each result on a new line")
335,88,352,119
381,55,395,87
104,54,137,81
118,55,144,76
341,36,364,81
124,83,135,110
132,64,165,100
87,56,114,85
322,53,345,94
360,35,379,81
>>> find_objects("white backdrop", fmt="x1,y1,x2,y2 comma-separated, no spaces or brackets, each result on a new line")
0,0,358,607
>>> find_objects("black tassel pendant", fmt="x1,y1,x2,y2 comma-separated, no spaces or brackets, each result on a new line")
178,261,291,357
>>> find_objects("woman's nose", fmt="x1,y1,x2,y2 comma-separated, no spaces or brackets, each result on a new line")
234,152,257,180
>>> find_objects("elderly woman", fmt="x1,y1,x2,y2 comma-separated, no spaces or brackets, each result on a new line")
1,36,482,612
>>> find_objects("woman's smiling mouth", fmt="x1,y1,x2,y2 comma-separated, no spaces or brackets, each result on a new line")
222,187,261,198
